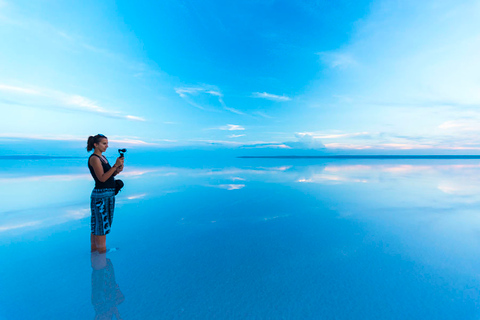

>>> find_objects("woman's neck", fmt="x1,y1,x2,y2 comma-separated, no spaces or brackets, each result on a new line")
94,150,103,157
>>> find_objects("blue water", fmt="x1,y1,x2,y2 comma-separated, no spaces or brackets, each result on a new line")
1,156,480,319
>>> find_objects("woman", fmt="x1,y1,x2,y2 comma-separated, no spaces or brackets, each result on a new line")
87,134,124,253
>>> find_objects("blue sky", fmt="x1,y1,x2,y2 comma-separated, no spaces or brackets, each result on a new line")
1,0,480,154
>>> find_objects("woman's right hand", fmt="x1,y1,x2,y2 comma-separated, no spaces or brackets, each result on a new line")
114,157,124,168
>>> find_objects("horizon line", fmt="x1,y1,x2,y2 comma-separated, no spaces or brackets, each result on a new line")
238,155,480,159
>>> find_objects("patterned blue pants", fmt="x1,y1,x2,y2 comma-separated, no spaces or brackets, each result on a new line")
91,188,115,236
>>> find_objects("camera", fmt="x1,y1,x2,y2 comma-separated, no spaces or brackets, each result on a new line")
118,148,127,158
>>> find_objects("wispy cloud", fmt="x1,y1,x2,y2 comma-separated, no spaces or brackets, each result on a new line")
323,143,372,150
126,193,148,200
241,143,292,149
175,85,244,115
0,84,38,94
0,173,90,183
252,111,273,119
189,139,245,147
223,105,246,115
0,133,158,146
290,130,480,151
0,133,85,142
439,120,480,132
217,184,245,190
219,124,245,131
108,138,157,146
174,87,204,98
252,92,291,102
296,131,371,139
228,134,245,138
0,221,41,232
0,83,146,121
187,139,293,149
125,115,146,121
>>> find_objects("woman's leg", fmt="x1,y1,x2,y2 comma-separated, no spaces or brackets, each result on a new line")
94,235,107,253
91,233,97,252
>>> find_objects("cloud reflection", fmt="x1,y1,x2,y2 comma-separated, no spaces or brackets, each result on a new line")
4,160,480,236
0,221,41,232
217,184,246,190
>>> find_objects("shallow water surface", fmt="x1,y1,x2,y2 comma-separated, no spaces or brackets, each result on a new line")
1,157,480,319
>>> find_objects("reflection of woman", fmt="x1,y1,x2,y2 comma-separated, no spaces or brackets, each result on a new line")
91,253,125,320
87,134,124,253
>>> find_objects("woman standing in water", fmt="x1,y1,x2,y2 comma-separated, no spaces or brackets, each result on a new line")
87,134,124,253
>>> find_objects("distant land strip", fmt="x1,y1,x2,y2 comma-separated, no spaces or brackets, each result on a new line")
238,155,480,159
0,155,86,160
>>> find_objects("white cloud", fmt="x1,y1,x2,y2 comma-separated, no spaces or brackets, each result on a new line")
108,138,158,146
323,143,372,150
65,208,90,220
190,139,245,147
291,129,480,151
126,193,148,200
228,134,245,138
252,92,291,101
175,87,204,98
125,115,146,121
296,131,371,139
283,133,326,149
322,142,480,150
242,143,292,149
205,90,222,97
0,173,90,183
439,120,480,132
0,221,41,232
0,133,85,142
187,139,295,149
65,95,106,113
219,124,245,131
0,133,157,146
297,174,368,184
0,84,38,94
218,184,245,190
0,83,145,121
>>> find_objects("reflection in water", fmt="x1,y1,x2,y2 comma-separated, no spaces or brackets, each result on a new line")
4,159,480,318
91,253,124,320
4,160,480,235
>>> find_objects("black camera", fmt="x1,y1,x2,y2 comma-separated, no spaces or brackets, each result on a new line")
118,148,127,158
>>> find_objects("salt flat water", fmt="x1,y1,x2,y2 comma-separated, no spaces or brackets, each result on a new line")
2,155,480,319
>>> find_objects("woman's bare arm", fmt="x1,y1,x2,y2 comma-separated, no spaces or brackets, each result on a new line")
89,156,121,182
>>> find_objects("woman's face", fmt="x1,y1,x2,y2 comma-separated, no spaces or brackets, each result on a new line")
94,138,108,153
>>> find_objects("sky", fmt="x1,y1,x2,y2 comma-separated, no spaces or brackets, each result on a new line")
1,0,480,155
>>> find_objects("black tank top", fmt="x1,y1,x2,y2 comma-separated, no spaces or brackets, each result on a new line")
88,154,115,189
